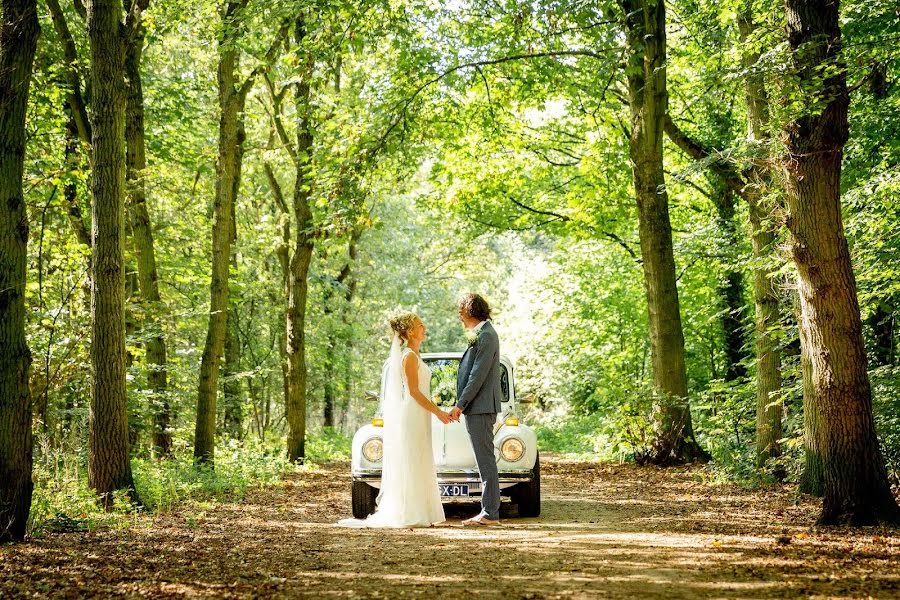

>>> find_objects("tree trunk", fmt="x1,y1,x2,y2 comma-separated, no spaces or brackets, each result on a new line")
0,0,39,542
223,301,243,438
748,202,784,468
782,0,899,525
64,110,92,248
618,0,705,464
194,0,246,465
124,18,171,457
712,186,748,382
87,0,136,506
737,5,785,469
223,200,243,439
797,298,824,495
285,16,315,463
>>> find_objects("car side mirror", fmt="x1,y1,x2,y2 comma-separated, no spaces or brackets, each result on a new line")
365,390,379,402
518,393,537,404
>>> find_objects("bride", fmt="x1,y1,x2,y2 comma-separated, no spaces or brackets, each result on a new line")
338,312,452,528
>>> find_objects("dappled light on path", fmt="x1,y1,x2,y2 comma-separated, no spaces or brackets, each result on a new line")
2,457,899,598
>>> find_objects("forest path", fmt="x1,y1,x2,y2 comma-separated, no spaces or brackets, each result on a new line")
3,457,900,598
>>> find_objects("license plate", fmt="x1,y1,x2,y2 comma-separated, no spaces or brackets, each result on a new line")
439,484,469,497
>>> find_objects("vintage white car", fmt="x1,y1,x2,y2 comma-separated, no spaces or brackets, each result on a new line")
350,352,540,518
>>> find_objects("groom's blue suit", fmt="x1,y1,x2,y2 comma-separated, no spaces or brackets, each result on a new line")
456,321,502,521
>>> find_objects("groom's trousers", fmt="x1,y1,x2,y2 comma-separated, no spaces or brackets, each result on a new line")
465,412,501,520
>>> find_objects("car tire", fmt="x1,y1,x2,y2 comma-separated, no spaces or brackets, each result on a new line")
352,480,378,518
514,451,541,518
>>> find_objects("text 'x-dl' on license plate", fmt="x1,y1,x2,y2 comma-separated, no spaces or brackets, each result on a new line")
439,484,469,496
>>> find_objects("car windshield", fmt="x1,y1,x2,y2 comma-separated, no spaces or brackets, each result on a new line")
424,357,510,408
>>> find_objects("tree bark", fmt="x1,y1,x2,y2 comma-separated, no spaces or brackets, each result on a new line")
284,15,316,462
194,0,248,465
618,0,706,464
124,14,171,457
797,294,824,495
223,164,243,439
712,187,748,382
0,0,39,542
263,161,291,441
64,110,92,248
737,5,785,469
87,0,136,506
781,0,899,524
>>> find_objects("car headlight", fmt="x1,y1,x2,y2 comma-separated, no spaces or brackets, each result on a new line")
500,437,525,462
362,437,383,463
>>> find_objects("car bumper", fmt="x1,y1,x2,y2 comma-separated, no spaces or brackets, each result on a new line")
352,468,533,489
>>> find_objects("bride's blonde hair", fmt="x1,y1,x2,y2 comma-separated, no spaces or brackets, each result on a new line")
388,311,420,343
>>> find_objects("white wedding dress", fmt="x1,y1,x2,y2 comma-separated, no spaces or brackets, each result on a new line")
338,339,445,528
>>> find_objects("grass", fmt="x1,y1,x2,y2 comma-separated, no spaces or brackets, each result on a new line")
27,429,352,538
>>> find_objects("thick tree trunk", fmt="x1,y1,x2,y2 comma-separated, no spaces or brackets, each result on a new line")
0,0,39,542
87,0,136,506
782,0,899,524
124,19,171,457
737,6,784,469
285,16,315,463
194,0,246,465
618,0,705,464
797,302,824,495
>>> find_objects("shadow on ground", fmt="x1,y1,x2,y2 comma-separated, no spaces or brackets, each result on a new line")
2,458,899,598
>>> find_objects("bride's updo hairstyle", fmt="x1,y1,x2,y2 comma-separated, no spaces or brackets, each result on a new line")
388,312,420,343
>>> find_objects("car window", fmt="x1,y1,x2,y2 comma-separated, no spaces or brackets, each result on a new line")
424,358,510,406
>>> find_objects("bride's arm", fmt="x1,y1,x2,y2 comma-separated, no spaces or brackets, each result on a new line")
403,354,452,423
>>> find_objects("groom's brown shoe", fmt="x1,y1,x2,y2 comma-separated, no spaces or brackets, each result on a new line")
462,515,500,526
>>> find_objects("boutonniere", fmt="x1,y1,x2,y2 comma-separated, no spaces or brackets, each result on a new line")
465,330,481,347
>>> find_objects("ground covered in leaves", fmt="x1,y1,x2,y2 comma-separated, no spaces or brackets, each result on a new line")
3,456,900,598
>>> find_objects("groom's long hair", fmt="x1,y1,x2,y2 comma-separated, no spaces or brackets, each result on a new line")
459,293,491,321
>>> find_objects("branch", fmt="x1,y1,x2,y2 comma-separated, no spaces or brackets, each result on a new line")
601,231,639,262
263,72,298,165
46,0,92,145
663,114,749,201
364,47,622,162
124,0,150,44
239,21,291,99
664,168,713,199
505,194,570,222
263,161,288,215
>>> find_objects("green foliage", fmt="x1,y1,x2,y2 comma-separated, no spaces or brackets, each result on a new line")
27,430,350,537
871,367,900,487
16,0,900,516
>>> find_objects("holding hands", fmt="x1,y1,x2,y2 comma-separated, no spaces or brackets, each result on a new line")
435,407,461,425
435,410,453,425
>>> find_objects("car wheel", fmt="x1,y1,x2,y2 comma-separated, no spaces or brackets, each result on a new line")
352,480,378,518
514,451,541,518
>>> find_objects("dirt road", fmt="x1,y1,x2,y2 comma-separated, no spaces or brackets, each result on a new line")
3,457,899,598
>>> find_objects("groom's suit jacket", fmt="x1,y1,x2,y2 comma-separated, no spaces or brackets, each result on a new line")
456,321,502,415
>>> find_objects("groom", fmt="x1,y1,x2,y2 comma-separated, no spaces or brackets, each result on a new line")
450,293,502,526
